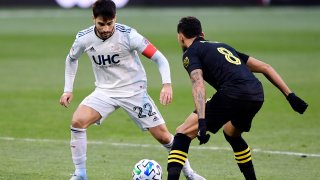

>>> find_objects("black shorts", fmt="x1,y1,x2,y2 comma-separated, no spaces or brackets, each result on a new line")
195,92,263,133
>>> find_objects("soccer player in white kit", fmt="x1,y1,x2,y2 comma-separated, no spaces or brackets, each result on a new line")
59,0,206,180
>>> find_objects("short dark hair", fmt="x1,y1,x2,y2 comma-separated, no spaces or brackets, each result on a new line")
92,0,116,19
177,16,202,39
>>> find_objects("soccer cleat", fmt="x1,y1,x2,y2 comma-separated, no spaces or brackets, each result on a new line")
69,174,87,180
185,171,206,180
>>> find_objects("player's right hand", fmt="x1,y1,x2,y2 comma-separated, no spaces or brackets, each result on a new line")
159,83,173,105
59,92,73,108
286,93,308,114
197,118,210,145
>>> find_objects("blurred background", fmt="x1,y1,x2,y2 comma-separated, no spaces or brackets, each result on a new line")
0,0,319,8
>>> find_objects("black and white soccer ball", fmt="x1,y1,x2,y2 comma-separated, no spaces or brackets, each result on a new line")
132,159,162,180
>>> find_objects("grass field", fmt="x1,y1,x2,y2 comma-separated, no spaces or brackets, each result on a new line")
0,7,320,180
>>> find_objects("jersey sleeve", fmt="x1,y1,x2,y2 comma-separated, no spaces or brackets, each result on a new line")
183,50,202,75
68,33,85,60
64,55,78,92
150,51,171,84
63,33,84,92
235,50,249,63
129,28,150,54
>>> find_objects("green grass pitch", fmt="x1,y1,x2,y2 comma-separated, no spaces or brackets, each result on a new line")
0,7,320,179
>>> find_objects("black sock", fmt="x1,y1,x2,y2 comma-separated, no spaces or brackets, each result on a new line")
167,133,191,180
224,131,256,180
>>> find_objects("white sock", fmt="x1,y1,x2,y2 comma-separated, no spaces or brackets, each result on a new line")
162,134,174,152
182,159,193,176
162,134,194,177
70,127,87,176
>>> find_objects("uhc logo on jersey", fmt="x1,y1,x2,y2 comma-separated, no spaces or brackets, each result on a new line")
92,54,120,66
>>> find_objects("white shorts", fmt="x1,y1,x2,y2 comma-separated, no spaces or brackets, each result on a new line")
80,89,165,131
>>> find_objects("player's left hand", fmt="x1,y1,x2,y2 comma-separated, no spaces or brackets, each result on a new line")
197,118,210,145
286,93,308,114
160,83,172,105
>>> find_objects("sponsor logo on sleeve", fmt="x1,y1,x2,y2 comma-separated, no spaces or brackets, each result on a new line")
183,56,189,68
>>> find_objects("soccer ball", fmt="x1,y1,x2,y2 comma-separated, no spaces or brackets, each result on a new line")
132,159,162,180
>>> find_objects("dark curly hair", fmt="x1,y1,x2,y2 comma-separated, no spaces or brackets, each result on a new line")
177,16,202,38
92,0,116,19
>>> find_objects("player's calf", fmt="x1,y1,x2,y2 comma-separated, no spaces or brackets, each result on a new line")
224,131,256,180
167,133,191,180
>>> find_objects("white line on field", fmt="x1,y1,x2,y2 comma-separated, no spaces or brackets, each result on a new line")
1,136,319,158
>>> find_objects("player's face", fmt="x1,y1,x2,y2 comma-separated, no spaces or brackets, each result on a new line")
94,16,116,40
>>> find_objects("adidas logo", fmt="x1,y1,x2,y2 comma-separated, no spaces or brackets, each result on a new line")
153,116,159,122
89,47,96,52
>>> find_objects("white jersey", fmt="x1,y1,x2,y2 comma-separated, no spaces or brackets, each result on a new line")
68,23,152,97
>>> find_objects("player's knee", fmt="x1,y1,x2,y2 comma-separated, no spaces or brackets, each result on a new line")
71,116,89,129
71,119,85,129
175,124,185,134
175,125,197,139
223,130,242,143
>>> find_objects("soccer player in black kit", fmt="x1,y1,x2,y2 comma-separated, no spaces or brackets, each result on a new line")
167,16,308,180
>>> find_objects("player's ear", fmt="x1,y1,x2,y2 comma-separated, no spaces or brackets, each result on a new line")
177,33,181,40
177,33,184,43
92,15,95,23
200,32,205,38
114,15,117,22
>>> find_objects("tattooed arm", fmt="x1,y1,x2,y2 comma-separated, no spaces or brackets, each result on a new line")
190,69,210,144
190,69,206,119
